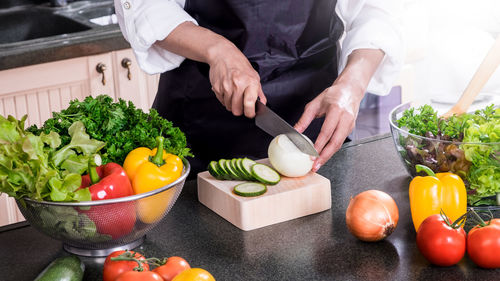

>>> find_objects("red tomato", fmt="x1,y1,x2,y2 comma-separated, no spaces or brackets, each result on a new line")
416,214,466,266
153,256,191,281
467,218,500,269
115,271,163,281
103,250,150,281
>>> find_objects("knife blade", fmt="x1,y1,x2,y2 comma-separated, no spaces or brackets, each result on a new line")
255,100,319,157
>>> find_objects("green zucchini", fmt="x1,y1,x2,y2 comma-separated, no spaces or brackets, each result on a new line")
241,158,257,178
209,157,281,186
217,159,232,180
230,158,248,180
34,255,84,281
223,159,241,179
235,158,252,180
233,182,267,197
208,161,223,179
251,163,281,185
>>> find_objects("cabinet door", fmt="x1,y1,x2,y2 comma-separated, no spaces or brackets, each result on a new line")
0,57,90,127
0,194,24,227
112,49,159,111
88,53,116,99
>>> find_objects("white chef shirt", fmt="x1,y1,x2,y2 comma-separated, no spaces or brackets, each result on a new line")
114,0,404,95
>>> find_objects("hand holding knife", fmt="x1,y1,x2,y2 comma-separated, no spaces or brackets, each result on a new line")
255,100,319,157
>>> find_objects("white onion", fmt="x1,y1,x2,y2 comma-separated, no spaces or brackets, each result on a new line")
268,134,314,177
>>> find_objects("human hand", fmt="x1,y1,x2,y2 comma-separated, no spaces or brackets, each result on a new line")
207,42,267,118
294,80,365,172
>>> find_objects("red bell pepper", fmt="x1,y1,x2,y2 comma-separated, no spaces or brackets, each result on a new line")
79,203,137,239
80,156,134,200
78,155,136,239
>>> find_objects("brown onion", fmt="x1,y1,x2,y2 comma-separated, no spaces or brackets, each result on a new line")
345,190,399,242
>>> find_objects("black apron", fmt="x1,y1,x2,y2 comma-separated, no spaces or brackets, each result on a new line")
153,0,344,175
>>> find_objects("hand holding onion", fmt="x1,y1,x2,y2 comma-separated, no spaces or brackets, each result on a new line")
268,134,314,177
345,190,399,242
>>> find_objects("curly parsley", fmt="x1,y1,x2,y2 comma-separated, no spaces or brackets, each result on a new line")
28,95,192,164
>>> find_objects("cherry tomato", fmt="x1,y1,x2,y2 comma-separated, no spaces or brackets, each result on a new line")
103,250,150,281
467,218,500,269
416,214,466,266
172,268,215,281
115,271,163,281
153,256,191,281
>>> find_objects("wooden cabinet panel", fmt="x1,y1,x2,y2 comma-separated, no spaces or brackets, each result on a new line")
0,82,90,127
0,194,25,227
0,57,88,95
88,53,115,99
2,96,16,117
112,49,159,111
112,49,145,110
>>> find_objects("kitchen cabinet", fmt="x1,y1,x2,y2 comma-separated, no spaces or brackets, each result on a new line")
0,48,160,226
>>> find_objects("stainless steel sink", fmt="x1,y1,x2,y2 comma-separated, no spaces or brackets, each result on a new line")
0,8,91,44
76,3,116,26
0,0,117,46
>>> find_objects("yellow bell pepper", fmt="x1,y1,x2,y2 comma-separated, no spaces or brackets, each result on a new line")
123,136,183,223
409,164,467,231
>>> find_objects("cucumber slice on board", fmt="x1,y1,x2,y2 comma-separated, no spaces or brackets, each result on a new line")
208,161,223,179
251,163,281,185
231,158,249,180
223,159,241,179
241,158,257,179
235,158,253,180
217,159,232,180
233,182,267,197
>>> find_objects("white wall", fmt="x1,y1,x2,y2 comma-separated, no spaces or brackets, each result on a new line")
402,0,500,111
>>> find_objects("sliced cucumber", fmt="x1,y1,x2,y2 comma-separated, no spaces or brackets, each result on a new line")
217,159,232,180
209,157,280,186
208,161,223,179
233,182,267,197
231,158,248,180
241,158,257,179
235,158,252,180
251,163,281,185
223,159,241,179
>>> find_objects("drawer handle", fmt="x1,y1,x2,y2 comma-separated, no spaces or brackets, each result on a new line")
96,63,107,85
121,58,132,80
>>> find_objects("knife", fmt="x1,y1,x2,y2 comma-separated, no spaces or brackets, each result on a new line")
255,100,319,157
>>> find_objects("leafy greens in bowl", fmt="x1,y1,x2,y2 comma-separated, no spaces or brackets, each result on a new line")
389,102,499,206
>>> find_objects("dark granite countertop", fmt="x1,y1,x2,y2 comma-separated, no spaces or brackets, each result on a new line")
0,0,129,71
0,134,498,281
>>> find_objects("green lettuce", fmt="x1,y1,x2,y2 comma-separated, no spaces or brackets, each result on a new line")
0,115,105,202
462,107,500,204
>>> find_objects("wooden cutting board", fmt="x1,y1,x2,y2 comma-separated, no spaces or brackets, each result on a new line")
197,159,331,231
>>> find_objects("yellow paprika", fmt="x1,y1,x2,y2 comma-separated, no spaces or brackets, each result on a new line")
409,164,467,231
123,136,183,223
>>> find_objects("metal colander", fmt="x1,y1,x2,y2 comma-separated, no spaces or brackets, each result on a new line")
16,159,190,257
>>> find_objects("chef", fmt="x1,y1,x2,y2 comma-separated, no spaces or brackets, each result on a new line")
115,0,404,174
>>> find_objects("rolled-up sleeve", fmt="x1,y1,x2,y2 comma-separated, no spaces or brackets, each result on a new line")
337,0,405,95
114,0,197,74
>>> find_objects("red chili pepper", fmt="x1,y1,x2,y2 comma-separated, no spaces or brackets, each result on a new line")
80,156,134,200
